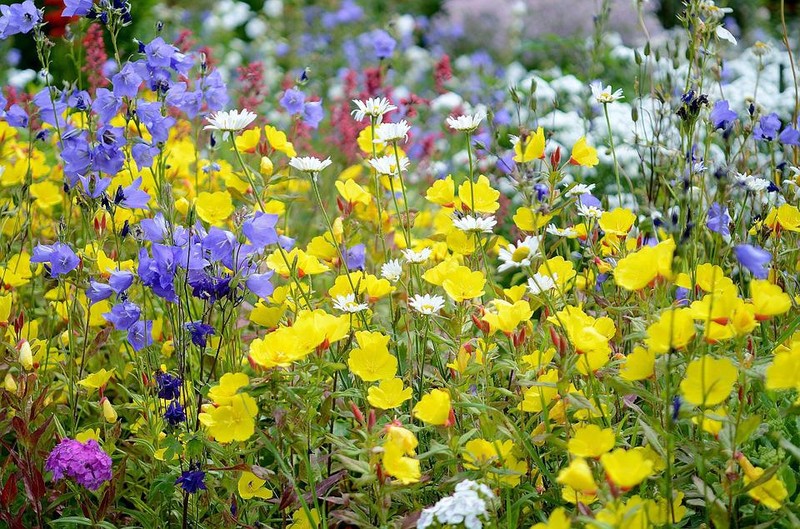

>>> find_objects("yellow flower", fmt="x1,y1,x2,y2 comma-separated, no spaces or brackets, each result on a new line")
367,378,412,409
513,127,545,163
482,299,533,334
569,137,599,167
520,369,560,413
598,208,636,237
238,471,274,500
199,393,258,443
521,347,556,372
537,256,576,289
750,280,791,320
266,247,330,277
234,127,260,152
348,331,397,382
692,407,726,436
249,327,309,368
0,293,12,324
556,457,597,493
765,342,800,392
457,174,500,213
208,372,250,405
288,508,320,529
645,308,696,354
335,179,371,206
382,440,421,484
412,388,452,425
614,239,675,290
619,346,655,381
680,356,737,407
530,507,571,529
102,398,118,423
30,180,63,210
421,257,461,286
512,207,552,232
78,368,115,394
75,428,100,444
764,203,800,233
601,448,654,490
264,125,297,157
442,266,486,302
568,424,615,458
195,191,234,225
737,453,788,510
463,439,528,486
426,174,457,207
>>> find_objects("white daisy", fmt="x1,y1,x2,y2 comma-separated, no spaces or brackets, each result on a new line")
380,259,403,282
589,81,624,104
374,120,411,144
527,272,558,295
497,236,540,273
368,155,410,176
402,247,432,264
732,172,770,192
408,293,445,315
452,214,497,234
204,109,257,133
546,224,578,237
576,203,603,219
332,294,369,313
351,97,397,123
446,112,485,132
565,183,596,197
289,156,333,174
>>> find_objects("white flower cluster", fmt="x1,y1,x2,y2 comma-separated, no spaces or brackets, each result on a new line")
417,480,496,529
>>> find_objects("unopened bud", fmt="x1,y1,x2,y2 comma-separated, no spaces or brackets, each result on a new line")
102,397,118,423
18,340,33,370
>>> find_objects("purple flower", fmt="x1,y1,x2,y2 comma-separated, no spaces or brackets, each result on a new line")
140,213,168,243
63,0,94,17
155,372,182,400
706,202,731,236
202,70,229,111
164,399,186,426
709,100,736,131
112,62,145,99
779,119,800,147
31,243,80,277
103,301,141,330
371,30,396,59
1,1,41,38
144,37,176,69
245,271,274,299
77,173,112,199
127,320,153,351
92,88,122,124
734,243,771,279
185,321,215,348
45,438,112,491
87,281,114,305
302,100,324,129
242,212,278,249
115,177,150,209
753,113,781,142
345,244,366,270
5,104,28,128
280,88,306,115
176,467,206,494
108,270,134,293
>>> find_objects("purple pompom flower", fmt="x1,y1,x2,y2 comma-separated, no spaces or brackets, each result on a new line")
45,438,113,491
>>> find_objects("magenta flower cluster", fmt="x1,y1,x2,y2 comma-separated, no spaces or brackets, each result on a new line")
45,438,113,491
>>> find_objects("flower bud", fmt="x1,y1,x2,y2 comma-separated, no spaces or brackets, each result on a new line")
102,397,118,423
19,340,33,370
259,156,274,178
4,372,17,392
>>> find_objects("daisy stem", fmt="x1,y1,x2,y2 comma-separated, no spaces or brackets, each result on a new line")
391,142,413,247
603,103,624,206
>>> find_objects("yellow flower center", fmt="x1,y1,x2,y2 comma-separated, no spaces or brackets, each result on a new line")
512,246,530,262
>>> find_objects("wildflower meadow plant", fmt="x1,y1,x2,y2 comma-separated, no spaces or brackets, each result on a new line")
1,0,800,527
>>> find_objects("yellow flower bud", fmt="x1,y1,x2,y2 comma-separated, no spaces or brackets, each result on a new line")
102,398,118,423
19,341,33,370
4,372,18,392
259,156,274,178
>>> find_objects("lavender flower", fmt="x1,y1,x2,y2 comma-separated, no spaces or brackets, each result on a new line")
734,244,771,279
185,321,215,348
156,372,182,400
753,113,781,142
706,203,731,236
176,467,206,494
45,438,113,491
31,243,80,277
280,88,305,115
371,29,396,59
164,399,186,426
709,100,736,131
63,0,94,17
127,320,153,351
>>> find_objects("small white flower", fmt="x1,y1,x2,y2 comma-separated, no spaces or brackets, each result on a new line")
565,183,596,196
752,41,771,57
408,294,445,315
332,293,369,313
452,214,497,234
446,112,485,132
546,224,578,237
204,109,257,132
528,272,558,295
289,156,332,174
497,236,541,273
733,172,770,192
590,81,624,104
374,120,411,143
576,203,603,219
381,259,403,282
402,247,432,264
715,26,737,46
351,97,397,123
369,155,410,176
